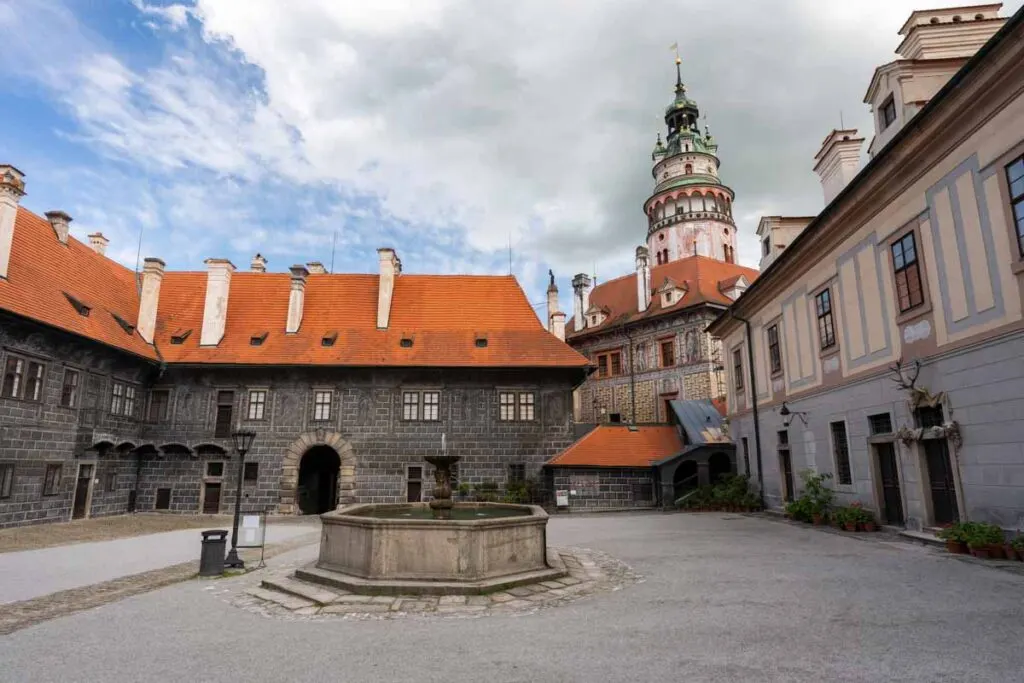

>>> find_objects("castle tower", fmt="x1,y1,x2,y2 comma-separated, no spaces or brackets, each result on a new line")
644,57,737,265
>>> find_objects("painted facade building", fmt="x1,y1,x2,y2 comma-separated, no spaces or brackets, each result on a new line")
557,61,757,424
709,5,1024,532
0,180,588,528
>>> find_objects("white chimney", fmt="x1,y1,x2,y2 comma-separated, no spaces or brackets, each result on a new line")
546,270,559,332
551,312,566,342
137,257,165,344
813,129,864,205
250,253,267,273
45,210,72,245
571,273,593,331
200,258,235,346
286,265,308,334
306,261,327,274
0,164,26,280
377,247,401,329
87,232,109,256
635,246,651,312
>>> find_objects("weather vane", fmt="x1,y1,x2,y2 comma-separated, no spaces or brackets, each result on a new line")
670,41,681,65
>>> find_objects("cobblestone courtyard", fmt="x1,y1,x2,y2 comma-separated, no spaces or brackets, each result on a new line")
2,512,1023,682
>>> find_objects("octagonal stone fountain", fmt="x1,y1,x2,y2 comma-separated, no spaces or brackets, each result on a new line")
295,454,566,595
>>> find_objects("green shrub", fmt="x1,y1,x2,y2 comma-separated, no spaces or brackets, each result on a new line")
964,522,1004,548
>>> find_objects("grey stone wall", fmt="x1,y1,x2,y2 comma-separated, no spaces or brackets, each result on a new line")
550,467,657,510
730,330,1024,532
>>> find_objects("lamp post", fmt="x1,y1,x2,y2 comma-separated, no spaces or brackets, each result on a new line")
224,429,256,569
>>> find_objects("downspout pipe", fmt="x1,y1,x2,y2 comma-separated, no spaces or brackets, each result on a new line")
728,310,764,506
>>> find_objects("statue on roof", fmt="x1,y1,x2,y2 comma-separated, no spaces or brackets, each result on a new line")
548,269,555,287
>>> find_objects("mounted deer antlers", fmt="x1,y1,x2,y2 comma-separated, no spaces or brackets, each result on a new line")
888,356,921,392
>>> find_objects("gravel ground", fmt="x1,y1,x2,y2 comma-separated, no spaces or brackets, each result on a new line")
2,513,1023,683
0,513,240,553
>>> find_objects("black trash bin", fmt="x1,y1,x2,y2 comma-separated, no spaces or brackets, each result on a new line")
199,529,229,576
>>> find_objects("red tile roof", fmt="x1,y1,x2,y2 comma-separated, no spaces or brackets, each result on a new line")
546,425,683,468
1,207,589,368
566,256,758,339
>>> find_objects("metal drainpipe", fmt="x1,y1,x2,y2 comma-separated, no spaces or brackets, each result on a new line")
624,323,637,424
729,310,764,506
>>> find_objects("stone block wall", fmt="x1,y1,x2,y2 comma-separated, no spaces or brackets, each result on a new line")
550,467,657,510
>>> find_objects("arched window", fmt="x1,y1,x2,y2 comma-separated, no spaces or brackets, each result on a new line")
666,199,675,217
679,195,690,214
684,163,693,175
656,251,662,265
663,249,669,262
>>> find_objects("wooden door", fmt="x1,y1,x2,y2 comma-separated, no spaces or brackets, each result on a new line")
924,440,959,525
876,443,904,525
72,464,93,520
203,483,222,514
780,450,794,502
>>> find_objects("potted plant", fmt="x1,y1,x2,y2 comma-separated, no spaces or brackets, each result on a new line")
965,523,995,559
1010,535,1024,562
937,523,968,554
980,523,1006,559
858,508,878,532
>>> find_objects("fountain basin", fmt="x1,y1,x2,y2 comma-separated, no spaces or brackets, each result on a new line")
298,502,566,595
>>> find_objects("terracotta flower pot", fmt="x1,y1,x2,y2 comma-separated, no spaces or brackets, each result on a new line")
987,544,1005,560
969,546,990,559
843,522,858,532
860,521,878,532
812,514,824,526
945,539,968,554
1004,545,1017,561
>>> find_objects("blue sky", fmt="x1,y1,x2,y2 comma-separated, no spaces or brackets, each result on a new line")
2,0,1019,318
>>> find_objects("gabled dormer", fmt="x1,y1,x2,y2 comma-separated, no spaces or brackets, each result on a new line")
584,303,610,329
718,275,749,301
756,216,814,270
656,277,687,309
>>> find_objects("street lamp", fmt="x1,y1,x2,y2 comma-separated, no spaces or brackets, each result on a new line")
779,402,808,428
224,429,257,569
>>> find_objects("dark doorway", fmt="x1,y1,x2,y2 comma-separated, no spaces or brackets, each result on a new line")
876,443,904,525
923,439,959,525
203,482,222,514
673,460,698,500
708,452,733,483
780,450,794,502
298,446,340,514
407,466,423,503
72,464,93,520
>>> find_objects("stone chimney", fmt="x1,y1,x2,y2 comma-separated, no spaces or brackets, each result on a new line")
546,270,559,332
306,261,327,274
551,311,566,342
377,248,401,329
250,253,267,273
87,233,109,256
137,258,165,344
0,164,26,280
200,258,235,346
571,273,593,331
635,246,652,313
813,129,864,205
286,265,309,334
45,210,72,245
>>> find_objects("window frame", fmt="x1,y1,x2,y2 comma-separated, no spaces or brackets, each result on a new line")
422,391,440,421
890,230,925,313
243,462,259,483
518,392,535,421
498,391,536,422
61,368,80,408
659,338,676,368
732,347,744,391
595,349,623,378
0,463,13,499
206,461,225,478
43,463,62,496
829,420,853,486
814,288,837,351
762,237,770,257
312,389,333,422
402,391,420,421
766,324,782,376
1005,153,1024,258
508,463,526,483
2,354,46,402
148,388,171,422
110,381,125,416
247,389,267,421
498,391,516,421
1,356,24,399
214,390,235,439
880,94,897,129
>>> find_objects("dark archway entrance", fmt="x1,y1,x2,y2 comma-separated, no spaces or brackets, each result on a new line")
673,459,698,499
297,446,340,514
708,451,733,483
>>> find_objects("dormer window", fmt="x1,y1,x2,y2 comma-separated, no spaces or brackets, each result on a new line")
111,313,135,335
170,329,191,345
250,332,268,346
321,332,337,347
880,94,897,130
63,292,90,317
400,337,414,348
475,338,488,348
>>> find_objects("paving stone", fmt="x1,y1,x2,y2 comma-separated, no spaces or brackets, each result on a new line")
294,606,321,616
525,592,552,602
334,595,375,604
506,587,534,597
370,596,396,604
466,595,491,607
489,592,516,603
540,581,565,589
439,595,467,605
436,605,488,613
320,604,393,614
246,587,314,611
556,577,582,586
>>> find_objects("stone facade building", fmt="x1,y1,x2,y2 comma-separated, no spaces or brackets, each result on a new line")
709,5,1024,531
555,61,757,424
0,177,588,528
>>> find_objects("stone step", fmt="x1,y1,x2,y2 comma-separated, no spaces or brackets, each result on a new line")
261,576,346,606
295,562,568,596
245,587,315,611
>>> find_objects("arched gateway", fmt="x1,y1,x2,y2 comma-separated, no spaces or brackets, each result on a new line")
279,430,356,515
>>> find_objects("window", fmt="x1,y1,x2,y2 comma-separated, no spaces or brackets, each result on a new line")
148,389,170,422
206,462,224,477
110,382,124,415
313,390,332,421
915,404,945,429
43,464,62,496
891,231,924,312
815,289,836,350
423,391,440,421
246,390,266,420
518,392,535,421
608,412,622,424
733,348,744,390
403,391,420,420
406,466,423,502
741,438,750,476
778,429,789,447
868,413,893,435
244,462,259,483
0,464,13,498
596,350,623,378
762,237,770,257
880,95,897,129
155,487,171,510
61,369,80,408
499,392,516,421
509,463,526,483
660,339,675,367
1005,155,1024,256
321,332,337,347
400,337,414,348
830,421,852,485
475,337,488,348
124,386,137,417
2,356,44,401
104,469,116,492
214,390,234,438
249,332,267,346
767,325,782,375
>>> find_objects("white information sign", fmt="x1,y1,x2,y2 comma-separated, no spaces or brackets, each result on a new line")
555,490,569,507
238,513,266,548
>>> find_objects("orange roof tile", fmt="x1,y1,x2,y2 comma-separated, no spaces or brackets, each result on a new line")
546,425,683,467
566,256,758,339
0,208,157,359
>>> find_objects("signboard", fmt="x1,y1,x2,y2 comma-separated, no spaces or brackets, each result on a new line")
237,512,266,549
555,490,569,507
